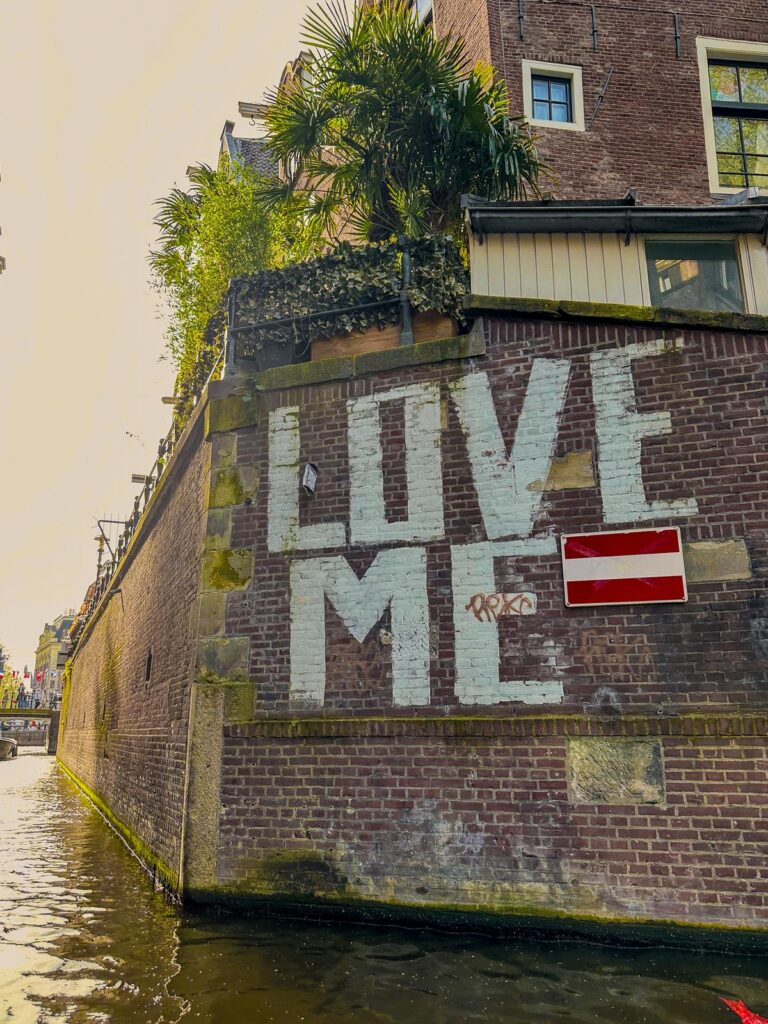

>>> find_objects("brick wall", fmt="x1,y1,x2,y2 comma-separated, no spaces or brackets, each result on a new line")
433,0,768,203
219,721,768,928
58,309,768,930
58,413,210,885
208,314,768,927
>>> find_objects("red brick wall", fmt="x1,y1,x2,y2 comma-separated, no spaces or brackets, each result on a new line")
214,315,768,926
230,320,767,715
435,0,768,203
59,415,210,881
219,722,768,927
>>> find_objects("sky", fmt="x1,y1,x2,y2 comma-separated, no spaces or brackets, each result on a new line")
0,0,315,669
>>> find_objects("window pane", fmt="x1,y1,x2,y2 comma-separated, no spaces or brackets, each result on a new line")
741,118,768,154
739,65,768,104
551,103,570,122
717,153,744,175
550,80,568,103
533,100,549,119
720,172,747,187
746,155,768,178
709,64,739,102
532,78,549,100
714,116,740,152
645,240,744,314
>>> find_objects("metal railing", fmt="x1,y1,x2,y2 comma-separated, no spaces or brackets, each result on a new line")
73,240,417,643
72,347,225,643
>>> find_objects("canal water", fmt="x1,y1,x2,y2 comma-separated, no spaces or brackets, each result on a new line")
1,751,767,1024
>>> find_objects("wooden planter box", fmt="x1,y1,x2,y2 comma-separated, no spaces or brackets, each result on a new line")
310,311,456,362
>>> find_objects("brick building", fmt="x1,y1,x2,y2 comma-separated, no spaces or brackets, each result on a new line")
432,0,768,204
58,0,768,937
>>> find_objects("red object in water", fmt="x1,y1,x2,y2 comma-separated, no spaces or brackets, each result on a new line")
721,998,768,1024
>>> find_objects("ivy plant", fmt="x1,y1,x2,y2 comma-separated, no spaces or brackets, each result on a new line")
231,234,469,361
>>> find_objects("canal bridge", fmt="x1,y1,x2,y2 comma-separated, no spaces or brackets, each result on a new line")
0,707,59,753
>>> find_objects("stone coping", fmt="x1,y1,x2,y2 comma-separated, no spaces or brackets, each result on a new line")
464,294,768,334
224,711,768,740
232,320,485,395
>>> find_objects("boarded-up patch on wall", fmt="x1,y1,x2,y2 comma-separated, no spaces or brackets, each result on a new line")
567,738,664,805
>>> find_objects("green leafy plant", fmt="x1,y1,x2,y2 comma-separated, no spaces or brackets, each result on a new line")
150,159,324,418
232,234,469,360
262,0,541,242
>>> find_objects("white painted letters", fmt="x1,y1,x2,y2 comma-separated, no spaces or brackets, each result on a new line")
451,538,563,705
449,363,571,540
267,406,346,553
590,339,698,523
348,383,444,545
289,548,430,707
269,348,698,709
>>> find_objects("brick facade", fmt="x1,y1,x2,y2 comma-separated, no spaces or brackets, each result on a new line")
433,0,768,203
214,312,766,929
59,310,768,932
58,413,210,887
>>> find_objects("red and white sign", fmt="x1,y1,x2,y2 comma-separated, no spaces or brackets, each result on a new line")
560,527,687,607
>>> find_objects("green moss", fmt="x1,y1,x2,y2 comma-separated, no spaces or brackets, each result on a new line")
196,637,250,682
248,329,484,395
183,884,768,950
56,759,180,895
205,393,260,437
255,355,354,391
463,294,768,334
201,549,254,591
209,467,245,507
232,848,348,898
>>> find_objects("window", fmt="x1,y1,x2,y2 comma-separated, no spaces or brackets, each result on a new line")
645,239,744,314
532,75,572,124
409,0,433,25
708,60,768,189
522,61,585,133
697,38,768,194
144,648,153,683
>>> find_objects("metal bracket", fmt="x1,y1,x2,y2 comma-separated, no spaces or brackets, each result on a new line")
588,67,614,129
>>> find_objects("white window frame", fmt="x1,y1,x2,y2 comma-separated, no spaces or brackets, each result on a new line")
696,36,768,196
522,60,585,133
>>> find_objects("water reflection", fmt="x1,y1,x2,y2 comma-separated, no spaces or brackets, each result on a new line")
1,753,767,1023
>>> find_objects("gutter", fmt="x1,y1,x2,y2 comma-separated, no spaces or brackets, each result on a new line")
463,199,768,240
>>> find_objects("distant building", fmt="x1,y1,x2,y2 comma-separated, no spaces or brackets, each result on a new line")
34,611,75,707
218,120,276,177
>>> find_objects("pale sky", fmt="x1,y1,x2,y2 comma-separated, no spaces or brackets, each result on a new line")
0,1,314,668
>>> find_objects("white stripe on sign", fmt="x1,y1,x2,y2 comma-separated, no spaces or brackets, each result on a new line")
562,552,684,583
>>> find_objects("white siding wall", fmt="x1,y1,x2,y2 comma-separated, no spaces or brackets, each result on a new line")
470,231,768,315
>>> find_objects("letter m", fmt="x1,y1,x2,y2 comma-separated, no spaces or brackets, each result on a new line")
289,548,430,707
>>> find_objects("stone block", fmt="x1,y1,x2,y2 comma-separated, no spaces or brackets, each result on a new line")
527,450,596,492
204,508,232,551
211,432,236,468
224,681,256,723
201,548,254,592
196,636,250,682
205,392,260,437
567,738,664,805
197,592,227,637
209,466,259,509
683,539,751,583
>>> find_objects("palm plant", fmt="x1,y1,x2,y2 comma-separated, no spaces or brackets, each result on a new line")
262,0,542,241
